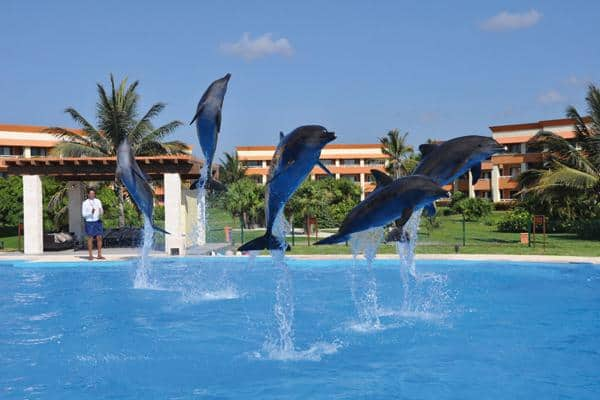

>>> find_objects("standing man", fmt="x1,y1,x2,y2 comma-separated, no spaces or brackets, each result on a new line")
82,188,105,260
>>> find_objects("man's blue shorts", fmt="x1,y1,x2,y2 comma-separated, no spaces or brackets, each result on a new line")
85,220,104,238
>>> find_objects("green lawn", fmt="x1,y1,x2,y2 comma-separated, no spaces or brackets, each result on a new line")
207,209,600,257
2,209,598,256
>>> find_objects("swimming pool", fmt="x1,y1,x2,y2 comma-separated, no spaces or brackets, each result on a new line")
1,257,598,399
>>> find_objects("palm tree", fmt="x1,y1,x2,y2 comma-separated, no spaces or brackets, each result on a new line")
518,84,600,221
46,75,186,226
219,152,247,184
379,129,414,178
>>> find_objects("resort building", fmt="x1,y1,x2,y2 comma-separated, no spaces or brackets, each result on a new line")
0,124,194,202
235,144,389,199
454,117,588,202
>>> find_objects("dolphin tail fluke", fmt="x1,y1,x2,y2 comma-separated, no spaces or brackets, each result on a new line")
190,178,226,191
206,178,226,191
314,233,349,245
152,225,170,235
238,233,290,252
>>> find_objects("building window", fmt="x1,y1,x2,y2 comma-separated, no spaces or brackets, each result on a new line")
320,159,334,165
364,158,385,166
509,166,520,177
507,143,521,153
339,159,360,166
315,174,331,181
30,147,47,157
477,191,490,199
341,174,360,182
249,174,263,184
244,160,262,167
481,171,491,180
0,147,10,156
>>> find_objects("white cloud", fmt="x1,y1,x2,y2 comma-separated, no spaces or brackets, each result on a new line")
220,33,294,61
480,10,542,32
538,90,564,104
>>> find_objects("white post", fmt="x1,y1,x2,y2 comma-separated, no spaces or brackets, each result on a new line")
67,181,85,241
23,175,43,255
521,162,527,173
360,173,365,200
164,173,184,255
491,165,501,202
468,170,475,198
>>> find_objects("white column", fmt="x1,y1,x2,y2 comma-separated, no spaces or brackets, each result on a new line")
23,175,43,255
261,174,267,185
491,165,501,202
521,162,527,173
467,170,475,198
360,173,365,200
67,181,85,240
335,159,340,179
164,173,184,255
23,147,31,158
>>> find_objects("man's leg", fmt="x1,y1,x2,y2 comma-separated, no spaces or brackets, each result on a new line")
97,236,104,259
87,236,94,260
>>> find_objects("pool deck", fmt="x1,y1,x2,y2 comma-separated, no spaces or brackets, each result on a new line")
1,250,599,264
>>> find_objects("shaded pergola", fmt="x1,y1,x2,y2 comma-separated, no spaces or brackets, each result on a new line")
0,155,202,255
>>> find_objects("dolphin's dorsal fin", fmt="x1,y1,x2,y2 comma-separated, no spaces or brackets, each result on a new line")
317,161,334,177
279,131,284,141
371,169,393,189
471,164,482,184
419,143,438,157
189,104,205,125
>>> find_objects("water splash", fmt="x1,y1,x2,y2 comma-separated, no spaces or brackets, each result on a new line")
134,215,154,289
347,228,384,331
194,164,209,247
393,208,453,321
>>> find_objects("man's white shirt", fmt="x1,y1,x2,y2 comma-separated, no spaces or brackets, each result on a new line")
82,199,103,222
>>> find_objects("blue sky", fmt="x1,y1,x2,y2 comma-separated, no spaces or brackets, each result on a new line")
1,0,599,158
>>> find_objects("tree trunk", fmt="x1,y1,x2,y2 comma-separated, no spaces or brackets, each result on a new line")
305,214,311,246
118,184,125,227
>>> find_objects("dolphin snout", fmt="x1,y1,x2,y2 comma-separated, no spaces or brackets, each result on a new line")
323,131,336,143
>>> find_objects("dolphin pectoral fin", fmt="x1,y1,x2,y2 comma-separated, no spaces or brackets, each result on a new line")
314,232,348,245
371,169,393,189
189,104,205,125
396,207,414,230
131,167,151,184
216,110,222,132
471,164,482,184
317,161,334,177
419,143,438,157
423,203,436,217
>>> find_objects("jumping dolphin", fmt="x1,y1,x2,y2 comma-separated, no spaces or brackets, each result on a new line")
383,135,505,241
189,73,231,191
314,175,449,245
238,125,336,251
116,138,169,234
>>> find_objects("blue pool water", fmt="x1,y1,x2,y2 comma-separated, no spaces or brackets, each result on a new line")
1,257,599,399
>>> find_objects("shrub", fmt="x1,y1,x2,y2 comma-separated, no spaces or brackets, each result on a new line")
494,201,516,211
497,210,532,232
574,219,600,240
453,197,493,221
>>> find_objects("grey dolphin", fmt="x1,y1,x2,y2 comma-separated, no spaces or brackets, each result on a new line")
314,175,449,245
238,125,336,251
383,135,505,241
189,73,231,191
116,138,168,234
